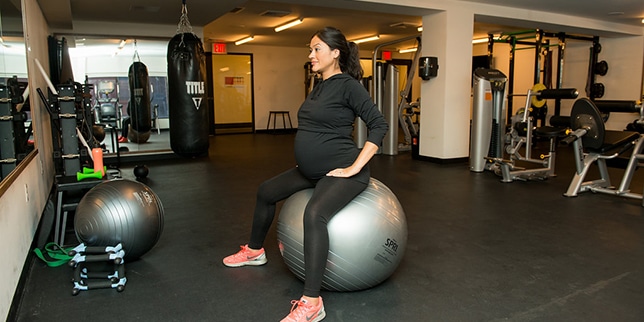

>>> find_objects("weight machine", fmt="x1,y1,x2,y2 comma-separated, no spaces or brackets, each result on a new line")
400,98,420,151
563,98,644,204
355,34,422,155
494,85,578,182
470,68,578,182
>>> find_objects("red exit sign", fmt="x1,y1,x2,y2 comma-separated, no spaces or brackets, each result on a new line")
213,43,227,54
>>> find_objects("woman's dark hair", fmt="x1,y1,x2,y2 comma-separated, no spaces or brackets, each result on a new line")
312,26,363,80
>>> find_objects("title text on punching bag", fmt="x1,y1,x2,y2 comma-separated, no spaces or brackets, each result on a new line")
186,81,204,110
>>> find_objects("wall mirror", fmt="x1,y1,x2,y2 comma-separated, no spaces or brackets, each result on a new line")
60,35,172,159
0,0,33,194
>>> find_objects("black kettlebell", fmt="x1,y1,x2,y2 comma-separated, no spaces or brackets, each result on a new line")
133,165,149,179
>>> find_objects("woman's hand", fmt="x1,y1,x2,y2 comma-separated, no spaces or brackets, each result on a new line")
326,167,357,177
326,141,380,178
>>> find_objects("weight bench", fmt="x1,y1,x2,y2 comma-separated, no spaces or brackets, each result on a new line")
562,98,643,203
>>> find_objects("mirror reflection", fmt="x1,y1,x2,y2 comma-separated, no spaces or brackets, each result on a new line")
64,37,171,157
0,0,33,183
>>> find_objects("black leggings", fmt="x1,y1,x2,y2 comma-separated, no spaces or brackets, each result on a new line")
248,167,367,297
121,117,130,138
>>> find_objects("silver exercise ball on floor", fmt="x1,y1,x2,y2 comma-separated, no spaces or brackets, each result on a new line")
276,178,407,291
74,179,164,260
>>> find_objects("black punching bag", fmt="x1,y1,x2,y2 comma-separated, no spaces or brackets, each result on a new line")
128,61,152,143
167,33,209,157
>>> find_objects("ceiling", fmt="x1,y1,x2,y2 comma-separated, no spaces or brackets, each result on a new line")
5,0,644,53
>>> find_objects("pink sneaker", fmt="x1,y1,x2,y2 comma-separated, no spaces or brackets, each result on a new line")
222,245,267,267
281,297,326,322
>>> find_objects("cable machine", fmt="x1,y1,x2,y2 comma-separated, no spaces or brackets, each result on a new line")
354,34,421,155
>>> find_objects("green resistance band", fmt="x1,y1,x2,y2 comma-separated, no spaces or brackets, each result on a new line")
33,242,74,267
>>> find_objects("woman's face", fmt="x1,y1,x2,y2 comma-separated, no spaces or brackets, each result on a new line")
308,35,339,78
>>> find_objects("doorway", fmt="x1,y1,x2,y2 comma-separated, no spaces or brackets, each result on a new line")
211,53,254,134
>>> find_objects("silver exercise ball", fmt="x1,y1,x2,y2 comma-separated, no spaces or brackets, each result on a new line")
277,178,407,291
74,179,164,260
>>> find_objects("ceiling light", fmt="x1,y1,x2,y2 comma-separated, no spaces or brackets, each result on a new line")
399,48,417,53
642,18,644,23
235,36,254,45
352,35,380,44
472,38,489,44
389,22,417,29
275,18,303,32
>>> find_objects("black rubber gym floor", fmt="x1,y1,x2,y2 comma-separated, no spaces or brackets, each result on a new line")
10,133,644,321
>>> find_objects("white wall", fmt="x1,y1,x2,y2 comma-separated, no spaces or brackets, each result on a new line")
560,36,644,130
0,0,52,320
226,44,308,129
0,50,28,78
225,45,374,130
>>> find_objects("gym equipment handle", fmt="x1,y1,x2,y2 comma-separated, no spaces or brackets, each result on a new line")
561,128,587,146
560,135,577,146
594,100,640,113
537,89,579,99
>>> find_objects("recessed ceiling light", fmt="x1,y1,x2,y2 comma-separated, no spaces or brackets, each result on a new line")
399,48,417,53
275,18,303,32
352,35,380,44
607,11,624,16
235,36,254,45
389,22,418,29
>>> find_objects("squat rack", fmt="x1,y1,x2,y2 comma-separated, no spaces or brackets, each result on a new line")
485,30,601,122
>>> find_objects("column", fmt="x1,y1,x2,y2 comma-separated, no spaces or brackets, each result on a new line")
419,8,474,161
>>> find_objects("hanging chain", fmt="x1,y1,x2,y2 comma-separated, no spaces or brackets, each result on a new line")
132,39,141,62
176,3,193,35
